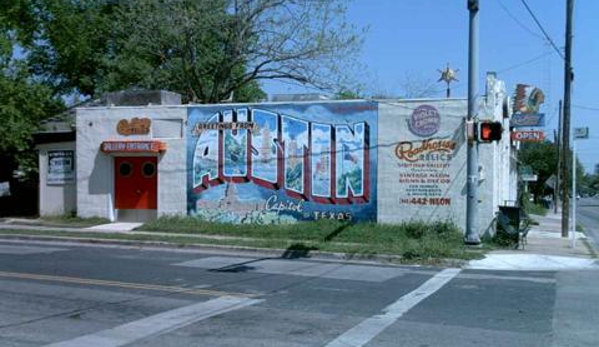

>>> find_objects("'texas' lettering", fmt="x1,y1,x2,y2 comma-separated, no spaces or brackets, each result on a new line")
395,139,456,162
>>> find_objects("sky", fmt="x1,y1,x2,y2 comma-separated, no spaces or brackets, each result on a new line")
263,0,599,174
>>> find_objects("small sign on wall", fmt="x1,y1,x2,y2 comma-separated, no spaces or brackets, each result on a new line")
117,117,151,136
48,150,75,185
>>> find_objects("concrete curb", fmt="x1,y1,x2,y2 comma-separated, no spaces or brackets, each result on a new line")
581,238,599,259
0,232,467,268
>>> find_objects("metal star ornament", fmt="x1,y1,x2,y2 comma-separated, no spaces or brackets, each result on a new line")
438,64,459,98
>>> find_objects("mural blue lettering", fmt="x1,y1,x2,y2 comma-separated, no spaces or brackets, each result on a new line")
187,103,378,223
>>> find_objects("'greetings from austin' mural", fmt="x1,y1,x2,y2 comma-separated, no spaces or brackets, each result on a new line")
186,102,377,223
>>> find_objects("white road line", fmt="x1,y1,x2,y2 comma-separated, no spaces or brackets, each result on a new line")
43,296,262,347
323,268,461,347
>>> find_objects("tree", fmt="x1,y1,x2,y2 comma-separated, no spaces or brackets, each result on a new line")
519,141,584,202
109,0,363,103
0,70,63,162
398,71,439,99
335,89,363,100
0,2,64,178
12,0,362,104
27,0,119,97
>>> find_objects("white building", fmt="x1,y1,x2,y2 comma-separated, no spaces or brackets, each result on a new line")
37,74,518,237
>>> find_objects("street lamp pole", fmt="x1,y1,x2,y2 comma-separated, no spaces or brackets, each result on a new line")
465,0,481,244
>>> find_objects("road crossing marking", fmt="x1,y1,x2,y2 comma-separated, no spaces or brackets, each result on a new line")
42,296,262,347
323,268,461,347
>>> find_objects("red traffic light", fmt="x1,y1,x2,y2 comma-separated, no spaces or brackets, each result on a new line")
479,121,502,142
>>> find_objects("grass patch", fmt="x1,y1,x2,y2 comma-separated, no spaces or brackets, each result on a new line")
39,213,110,227
523,201,547,216
136,217,484,262
0,225,483,263
485,231,517,248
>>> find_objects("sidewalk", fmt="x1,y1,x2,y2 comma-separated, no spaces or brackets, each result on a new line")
466,210,599,271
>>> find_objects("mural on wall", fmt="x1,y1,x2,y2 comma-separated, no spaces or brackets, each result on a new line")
187,102,377,224
396,105,460,208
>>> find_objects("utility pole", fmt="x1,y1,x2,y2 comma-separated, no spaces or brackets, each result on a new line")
561,0,574,238
554,100,562,215
465,0,480,244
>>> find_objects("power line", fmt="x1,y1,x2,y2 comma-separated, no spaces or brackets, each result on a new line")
495,0,544,40
497,50,554,74
518,0,565,60
544,105,560,126
573,104,599,112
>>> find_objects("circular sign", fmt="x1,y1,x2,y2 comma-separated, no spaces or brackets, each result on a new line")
408,105,440,137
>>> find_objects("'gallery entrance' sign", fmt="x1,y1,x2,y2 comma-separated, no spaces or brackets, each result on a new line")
101,141,167,153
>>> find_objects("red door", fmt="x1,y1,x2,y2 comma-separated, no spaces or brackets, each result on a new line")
115,157,157,209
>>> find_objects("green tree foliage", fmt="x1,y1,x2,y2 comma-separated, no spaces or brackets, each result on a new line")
519,141,584,201
0,69,63,157
1,2,65,176
27,0,119,97
11,0,361,103
577,173,599,196
109,0,362,103
335,89,363,100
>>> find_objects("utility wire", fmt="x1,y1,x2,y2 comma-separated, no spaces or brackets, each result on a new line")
519,0,565,60
573,104,599,112
497,50,554,74
495,0,544,40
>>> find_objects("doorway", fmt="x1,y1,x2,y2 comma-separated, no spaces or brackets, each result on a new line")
114,157,158,210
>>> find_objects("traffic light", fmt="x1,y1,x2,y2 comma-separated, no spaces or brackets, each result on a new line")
478,121,502,142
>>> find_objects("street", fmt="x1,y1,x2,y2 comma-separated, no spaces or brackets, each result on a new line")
578,197,599,250
0,240,598,347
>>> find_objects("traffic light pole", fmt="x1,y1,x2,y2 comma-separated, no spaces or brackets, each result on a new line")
465,0,481,244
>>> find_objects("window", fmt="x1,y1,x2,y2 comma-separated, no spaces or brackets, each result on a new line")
142,161,156,178
119,161,133,177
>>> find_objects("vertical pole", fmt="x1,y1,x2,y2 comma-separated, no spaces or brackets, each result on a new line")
465,0,480,244
554,129,558,213
555,100,562,215
571,140,577,248
561,0,574,238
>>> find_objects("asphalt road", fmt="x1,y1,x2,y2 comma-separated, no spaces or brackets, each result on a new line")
577,197,599,251
0,240,598,347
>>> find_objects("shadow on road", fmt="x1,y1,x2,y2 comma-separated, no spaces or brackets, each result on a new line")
208,243,319,273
